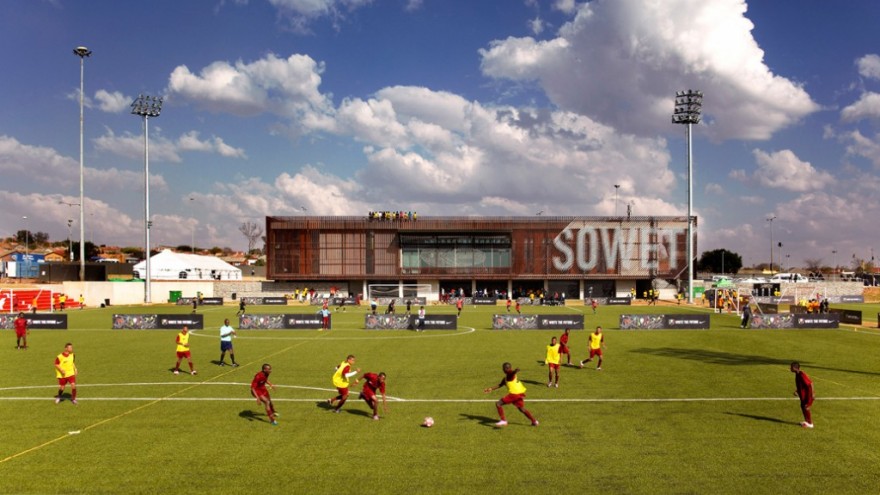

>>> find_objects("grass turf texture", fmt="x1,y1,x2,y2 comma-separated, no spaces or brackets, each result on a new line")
1,302,879,494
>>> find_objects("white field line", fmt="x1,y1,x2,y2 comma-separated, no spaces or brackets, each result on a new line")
189,327,476,341
2,396,879,403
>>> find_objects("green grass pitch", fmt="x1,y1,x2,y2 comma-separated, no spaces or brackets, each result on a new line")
1,302,879,494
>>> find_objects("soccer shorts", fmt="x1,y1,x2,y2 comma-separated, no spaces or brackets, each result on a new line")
58,376,76,387
220,341,234,351
251,389,270,401
548,363,560,370
176,351,191,359
589,348,603,358
336,386,350,397
559,344,569,354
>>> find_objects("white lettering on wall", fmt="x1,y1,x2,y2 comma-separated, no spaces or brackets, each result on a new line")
551,224,686,274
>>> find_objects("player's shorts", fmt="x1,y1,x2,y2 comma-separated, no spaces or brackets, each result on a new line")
800,395,814,407
559,344,569,353
176,351,191,359
220,340,233,351
360,389,376,403
251,389,270,401
15,329,26,337
548,363,560,370
336,386,350,397
589,348,603,358
58,376,76,387
501,393,526,408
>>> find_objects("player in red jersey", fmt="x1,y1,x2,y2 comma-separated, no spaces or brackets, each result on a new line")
484,362,538,427
558,328,572,365
791,362,814,428
251,363,278,425
515,300,521,314
14,312,28,349
359,372,387,420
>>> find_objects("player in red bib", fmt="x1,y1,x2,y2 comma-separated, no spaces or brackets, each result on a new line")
558,328,571,365
251,363,278,426
14,312,28,349
484,362,538,427
791,362,814,428
358,372,387,420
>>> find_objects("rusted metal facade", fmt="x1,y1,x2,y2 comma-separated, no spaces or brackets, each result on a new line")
266,216,694,283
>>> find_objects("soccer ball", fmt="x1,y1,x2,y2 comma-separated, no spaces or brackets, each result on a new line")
423,416,434,427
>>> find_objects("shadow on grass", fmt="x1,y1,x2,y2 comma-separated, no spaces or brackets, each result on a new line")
459,413,498,428
630,347,791,366
239,410,269,423
724,412,798,426
521,379,545,386
630,347,880,376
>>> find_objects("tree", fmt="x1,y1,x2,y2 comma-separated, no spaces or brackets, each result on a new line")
239,221,263,254
70,241,100,261
696,249,743,274
803,258,823,273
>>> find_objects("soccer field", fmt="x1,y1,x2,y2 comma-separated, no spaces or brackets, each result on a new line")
2,303,879,494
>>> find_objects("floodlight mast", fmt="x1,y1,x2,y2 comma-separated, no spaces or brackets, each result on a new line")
74,46,91,282
672,90,702,304
131,94,164,303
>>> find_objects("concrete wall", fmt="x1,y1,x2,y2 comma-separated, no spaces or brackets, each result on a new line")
62,280,217,307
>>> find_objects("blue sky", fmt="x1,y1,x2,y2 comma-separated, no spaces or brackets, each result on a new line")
2,0,880,271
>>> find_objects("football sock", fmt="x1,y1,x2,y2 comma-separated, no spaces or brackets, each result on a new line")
521,408,536,422
496,405,506,420
72,389,77,400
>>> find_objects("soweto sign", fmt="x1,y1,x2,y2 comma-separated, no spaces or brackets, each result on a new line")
551,219,689,277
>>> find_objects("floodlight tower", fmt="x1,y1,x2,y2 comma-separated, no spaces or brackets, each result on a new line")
767,216,776,273
131,95,163,303
672,90,702,304
73,46,91,281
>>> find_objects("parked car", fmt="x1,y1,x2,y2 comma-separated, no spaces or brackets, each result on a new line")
769,273,809,283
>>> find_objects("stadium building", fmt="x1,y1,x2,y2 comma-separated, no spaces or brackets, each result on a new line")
265,215,694,301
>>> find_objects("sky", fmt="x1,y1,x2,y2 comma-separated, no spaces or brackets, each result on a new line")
2,0,880,271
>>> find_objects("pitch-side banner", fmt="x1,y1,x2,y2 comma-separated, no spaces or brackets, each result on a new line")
0,314,68,329
605,297,632,305
364,314,457,330
240,296,289,306
112,314,204,329
239,314,324,329
619,314,710,329
749,313,839,329
492,314,584,330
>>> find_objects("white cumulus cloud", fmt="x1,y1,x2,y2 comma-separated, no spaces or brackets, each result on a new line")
479,0,819,141
752,149,834,191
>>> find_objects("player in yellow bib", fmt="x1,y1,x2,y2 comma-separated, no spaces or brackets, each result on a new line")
327,355,360,413
173,326,197,375
544,336,561,387
484,362,538,427
580,326,606,370
54,343,78,404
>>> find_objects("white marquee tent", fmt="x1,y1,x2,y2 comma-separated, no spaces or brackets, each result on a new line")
133,249,242,281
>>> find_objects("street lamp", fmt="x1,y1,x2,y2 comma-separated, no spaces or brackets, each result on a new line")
22,215,29,277
189,197,195,254
131,94,163,303
614,184,620,216
672,89,703,304
67,219,74,262
74,46,91,282
766,216,776,273
831,249,837,276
